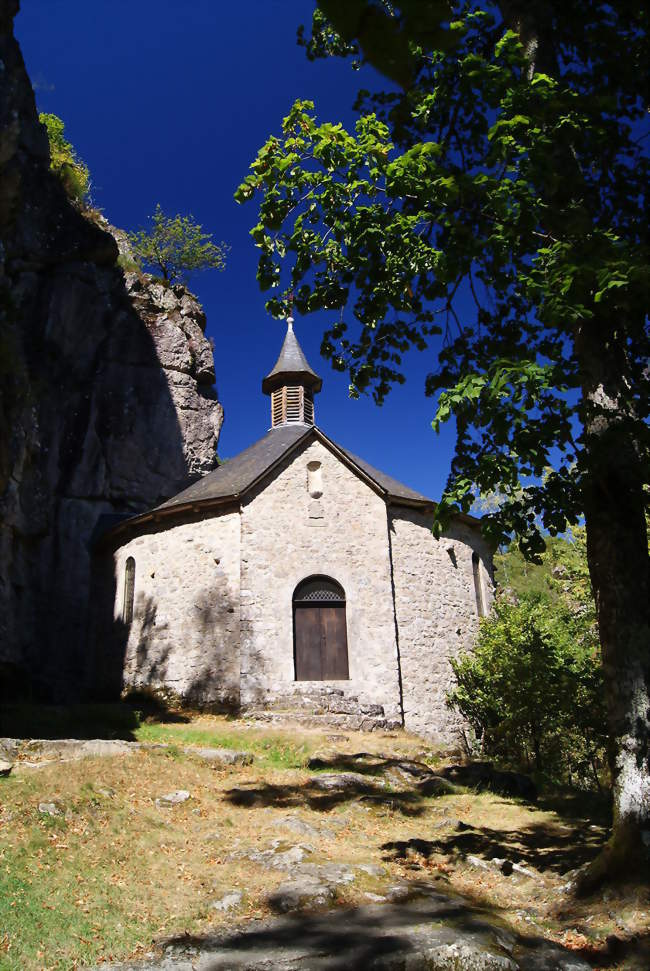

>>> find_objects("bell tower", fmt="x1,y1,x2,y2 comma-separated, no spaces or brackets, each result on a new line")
262,318,323,428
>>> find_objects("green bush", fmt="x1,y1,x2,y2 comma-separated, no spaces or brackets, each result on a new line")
39,112,90,204
447,593,607,788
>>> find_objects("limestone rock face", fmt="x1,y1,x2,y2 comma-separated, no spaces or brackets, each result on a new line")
0,2,222,698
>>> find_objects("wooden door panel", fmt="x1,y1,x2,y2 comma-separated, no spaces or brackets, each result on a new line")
294,606,322,680
320,605,349,680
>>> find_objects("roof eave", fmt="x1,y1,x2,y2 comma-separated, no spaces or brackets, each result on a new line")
97,495,241,546
262,372,323,395
386,494,482,528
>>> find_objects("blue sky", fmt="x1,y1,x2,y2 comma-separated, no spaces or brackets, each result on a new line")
17,0,461,498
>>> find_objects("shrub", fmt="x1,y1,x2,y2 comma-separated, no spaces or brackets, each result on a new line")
39,112,90,204
447,593,607,789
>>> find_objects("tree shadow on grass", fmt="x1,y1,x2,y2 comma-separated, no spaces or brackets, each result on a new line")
224,776,428,816
307,752,431,776
224,753,541,819
573,930,650,969
381,814,607,875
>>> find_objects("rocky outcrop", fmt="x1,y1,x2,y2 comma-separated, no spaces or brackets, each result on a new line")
0,1,222,699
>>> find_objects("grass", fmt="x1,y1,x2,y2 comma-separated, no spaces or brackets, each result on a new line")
0,711,648,970
134,719,314,769
0,705,316,770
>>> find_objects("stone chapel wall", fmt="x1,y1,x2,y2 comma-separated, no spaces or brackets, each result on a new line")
107,510,241,708
389,506,494,743
239,439,402,723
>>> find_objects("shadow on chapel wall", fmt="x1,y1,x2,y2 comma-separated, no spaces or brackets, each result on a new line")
88,518,240,730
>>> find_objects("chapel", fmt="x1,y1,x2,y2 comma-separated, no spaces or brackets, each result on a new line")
95,321,493,742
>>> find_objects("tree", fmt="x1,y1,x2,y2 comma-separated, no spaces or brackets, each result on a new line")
127,204,228,284
236,2,649,885
39,112,90,203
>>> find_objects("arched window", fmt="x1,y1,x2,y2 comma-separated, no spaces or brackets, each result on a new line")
123,557,135,625
293,576,349,681
472,552,485,617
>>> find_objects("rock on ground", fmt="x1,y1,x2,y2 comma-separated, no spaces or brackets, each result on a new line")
311,772,378,791
155,791,191,808
188,747,253,766
91,885,592,970
268,875,337,913
38,802,62,817
276,815,329,839
12,738,136,761
210,891,243,913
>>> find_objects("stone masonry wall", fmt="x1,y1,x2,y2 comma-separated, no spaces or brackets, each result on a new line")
239,438,402,722
389,506,494,743
107,510,241,708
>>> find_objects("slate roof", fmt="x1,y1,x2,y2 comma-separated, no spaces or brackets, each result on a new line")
155,425,430,514
330,442,430,504
157,424,310,510
262,323,322,394
101,423,482,542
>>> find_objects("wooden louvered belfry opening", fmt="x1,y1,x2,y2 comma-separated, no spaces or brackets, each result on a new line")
271,385,314,427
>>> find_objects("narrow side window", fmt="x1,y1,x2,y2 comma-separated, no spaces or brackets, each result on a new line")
123,556,135,625
472,552,485,618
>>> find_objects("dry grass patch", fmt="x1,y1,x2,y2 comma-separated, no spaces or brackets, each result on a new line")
1,714,648,969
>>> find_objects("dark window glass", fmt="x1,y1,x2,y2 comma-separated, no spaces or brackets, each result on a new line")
472,552,485,617
123,556,135,625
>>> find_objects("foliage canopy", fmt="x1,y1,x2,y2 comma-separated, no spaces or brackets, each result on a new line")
236,2,649,556
128,205,228,284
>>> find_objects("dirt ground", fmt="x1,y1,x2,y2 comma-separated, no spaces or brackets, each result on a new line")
0,711,648,970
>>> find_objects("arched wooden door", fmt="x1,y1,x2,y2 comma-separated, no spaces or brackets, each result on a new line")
293,576,349,681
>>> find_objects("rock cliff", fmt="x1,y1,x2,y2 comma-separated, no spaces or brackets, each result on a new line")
0,0,222,699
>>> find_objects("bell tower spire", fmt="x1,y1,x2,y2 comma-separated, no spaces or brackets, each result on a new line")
262,317,322,428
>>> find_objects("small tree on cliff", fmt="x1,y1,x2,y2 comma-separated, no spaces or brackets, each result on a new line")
236,2,649,887
128,204,228,284
39,112,90,203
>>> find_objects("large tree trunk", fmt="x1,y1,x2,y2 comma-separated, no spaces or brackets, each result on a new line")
501,0,650,888
577,321,650,889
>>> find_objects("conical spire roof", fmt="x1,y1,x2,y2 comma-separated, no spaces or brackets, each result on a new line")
262,318,322,395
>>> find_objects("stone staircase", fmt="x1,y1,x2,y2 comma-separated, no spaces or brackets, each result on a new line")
242,687,402,733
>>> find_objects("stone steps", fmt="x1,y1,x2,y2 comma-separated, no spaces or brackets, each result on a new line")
242,688,402,732
244,709,400,732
